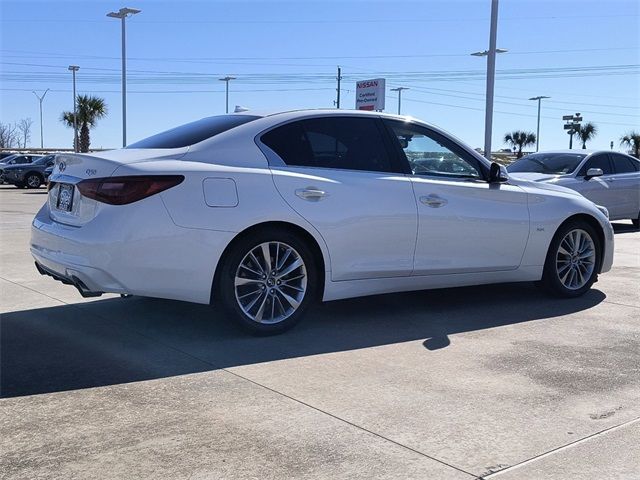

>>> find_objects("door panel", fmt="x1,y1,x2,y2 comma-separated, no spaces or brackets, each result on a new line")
260,116,417,281
271,168,417,280
411,177,530,274
574,153,620,217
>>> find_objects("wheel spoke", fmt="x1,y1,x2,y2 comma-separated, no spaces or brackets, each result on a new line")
260,243,272,275
278,289,300,310
276,248,292,271
248,252,265,275
235,276,260,287
254,291,270,322
278,258,303,278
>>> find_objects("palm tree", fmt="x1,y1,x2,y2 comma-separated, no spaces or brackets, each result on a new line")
620,131,640,158
61,95,107,152
575,122,597,149
503,131,536,158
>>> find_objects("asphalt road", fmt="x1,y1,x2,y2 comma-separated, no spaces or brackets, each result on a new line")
1,184,639,479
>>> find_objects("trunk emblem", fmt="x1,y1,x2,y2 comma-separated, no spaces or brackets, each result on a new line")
86,169,97,176
58,161,66,172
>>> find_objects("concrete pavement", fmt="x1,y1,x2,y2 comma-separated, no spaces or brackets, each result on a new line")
1,185,639,479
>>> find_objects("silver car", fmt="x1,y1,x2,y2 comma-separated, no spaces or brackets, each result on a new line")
508,150,640,227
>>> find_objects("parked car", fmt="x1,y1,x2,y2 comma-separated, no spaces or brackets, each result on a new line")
0,154,41,184
507,150,640,227
43,164,54,184
4,154,55,188
32,110,613,334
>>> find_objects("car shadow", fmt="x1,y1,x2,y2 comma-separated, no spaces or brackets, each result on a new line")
0,282,606,398
612,222,639,234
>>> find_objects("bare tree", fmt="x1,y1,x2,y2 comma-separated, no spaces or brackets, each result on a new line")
0,122,19,148
17,118,33,148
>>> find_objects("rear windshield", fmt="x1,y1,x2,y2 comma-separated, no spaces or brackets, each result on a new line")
126,115,259,149
507,152,587,175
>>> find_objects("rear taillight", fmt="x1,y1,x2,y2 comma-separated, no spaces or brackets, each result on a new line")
77,175,184,205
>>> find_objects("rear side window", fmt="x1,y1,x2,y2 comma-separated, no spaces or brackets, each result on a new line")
610,153,640,173
579,154,612,176
261,117,395,173
126,115,259,149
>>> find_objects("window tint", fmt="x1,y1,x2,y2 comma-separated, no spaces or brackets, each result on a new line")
579,154,612,176
384,120,481,178
126,115,259,149
261,117,394,173
507,152,586,175
611,153,640,173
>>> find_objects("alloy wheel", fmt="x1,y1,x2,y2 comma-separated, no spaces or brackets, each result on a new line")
26,175,41,188
234,241,307,324
555,229,596,290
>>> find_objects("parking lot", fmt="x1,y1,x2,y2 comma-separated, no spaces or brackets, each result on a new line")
1,184,638,479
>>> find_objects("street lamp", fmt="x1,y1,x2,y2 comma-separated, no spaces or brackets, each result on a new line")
391,87,409,115
32,88,49,149
219,76,237,114
470,0,506,160
68,66,79,152
107,7,141,147
529,95,550,152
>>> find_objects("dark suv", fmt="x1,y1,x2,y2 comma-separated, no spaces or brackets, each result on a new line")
3,155,55,188
0,154,42,184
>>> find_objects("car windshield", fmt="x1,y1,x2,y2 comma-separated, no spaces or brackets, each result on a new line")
0,155,19,164
126,115,260,149
507,153,586,175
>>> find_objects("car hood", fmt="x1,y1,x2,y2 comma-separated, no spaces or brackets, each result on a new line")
508,175,582,197
507,172,564,182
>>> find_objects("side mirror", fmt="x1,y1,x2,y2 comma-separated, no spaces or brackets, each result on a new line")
489,162,509,183
585,167,603,180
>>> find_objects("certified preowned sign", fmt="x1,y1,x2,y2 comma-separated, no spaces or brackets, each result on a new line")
356,78,385,111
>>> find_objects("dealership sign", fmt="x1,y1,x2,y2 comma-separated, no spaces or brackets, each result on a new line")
355,78,385,111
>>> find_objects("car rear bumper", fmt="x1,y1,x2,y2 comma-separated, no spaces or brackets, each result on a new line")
30,199,236,304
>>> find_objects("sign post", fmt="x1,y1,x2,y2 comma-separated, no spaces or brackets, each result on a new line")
355,78,385,111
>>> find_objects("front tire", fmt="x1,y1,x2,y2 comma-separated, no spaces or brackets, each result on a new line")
632,213,639,229
541,220,601,297
218,228,318,335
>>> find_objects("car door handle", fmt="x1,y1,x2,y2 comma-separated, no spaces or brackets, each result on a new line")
420,194,447,208
295,187,328,201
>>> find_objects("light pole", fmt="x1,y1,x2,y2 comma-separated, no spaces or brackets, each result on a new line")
219,76,236,113
68,66,79,152
529,95,550,151
471,0,505,160
32,88,49,148
107,7,141,147
391,87,409,115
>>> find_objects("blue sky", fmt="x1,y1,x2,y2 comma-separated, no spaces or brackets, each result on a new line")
1,0,638,151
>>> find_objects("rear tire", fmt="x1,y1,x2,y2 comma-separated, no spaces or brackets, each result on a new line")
217,228,318,335
541,220,601,297
632,213,639,229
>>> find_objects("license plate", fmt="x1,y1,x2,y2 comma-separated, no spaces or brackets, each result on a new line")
56,183,75,212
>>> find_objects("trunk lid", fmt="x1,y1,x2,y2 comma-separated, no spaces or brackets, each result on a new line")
47,148,187,226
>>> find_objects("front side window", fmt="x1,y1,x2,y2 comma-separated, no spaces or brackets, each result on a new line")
611,153,639,174
384,120,481,179
260,116,395,173
127,115,259,149
579,154,612,176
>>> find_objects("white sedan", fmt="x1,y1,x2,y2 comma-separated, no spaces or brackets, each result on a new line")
32,110,614,334
507,150,640,227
